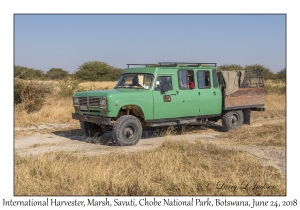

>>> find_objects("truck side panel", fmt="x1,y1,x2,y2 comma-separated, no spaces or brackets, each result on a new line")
223,87,264,109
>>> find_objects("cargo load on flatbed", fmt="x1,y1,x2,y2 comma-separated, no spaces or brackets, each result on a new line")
219,70,265,111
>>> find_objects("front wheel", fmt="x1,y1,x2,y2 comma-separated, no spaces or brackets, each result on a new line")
112,115,142,146
221,110,244,131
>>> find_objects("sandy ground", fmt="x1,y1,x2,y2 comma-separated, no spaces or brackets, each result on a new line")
14,120,286,176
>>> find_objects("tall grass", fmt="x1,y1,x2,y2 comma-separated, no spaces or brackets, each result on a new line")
79,81,116,90
14,140,285,196
14,97,75,127
264,80,286,95
218,121,285,147
14,79,53,113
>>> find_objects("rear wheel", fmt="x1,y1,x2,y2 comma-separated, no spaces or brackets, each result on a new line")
222,110,244,131
112,115,142,146
80,121,105,137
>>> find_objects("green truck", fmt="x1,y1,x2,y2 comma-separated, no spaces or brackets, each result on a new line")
72,62,265,146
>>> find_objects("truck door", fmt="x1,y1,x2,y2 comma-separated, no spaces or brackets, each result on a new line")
196,69,222,115
177,70,199,117
153,75,179,119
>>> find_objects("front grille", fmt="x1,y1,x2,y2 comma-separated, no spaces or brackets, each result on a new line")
76,97,102,106
78,97,88,106
89,97,101,107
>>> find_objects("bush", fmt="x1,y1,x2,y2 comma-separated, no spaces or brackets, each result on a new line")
276,68,286,81
46,68,69,79
14,66,45,80
74,61,123,81
243,64,275,80
56,78,84,98
14,79,53,113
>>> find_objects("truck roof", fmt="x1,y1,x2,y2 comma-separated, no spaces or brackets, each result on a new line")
123,62,219,75
126,62,217,68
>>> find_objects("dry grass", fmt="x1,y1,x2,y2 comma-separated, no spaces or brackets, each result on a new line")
14,79,54,113
218,120,286,147
14,97,76,127
253,93,286,119
79,81,117,90
14,140,285,196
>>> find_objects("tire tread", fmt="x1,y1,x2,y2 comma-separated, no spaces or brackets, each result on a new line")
112,115,142,146
221,110,243,131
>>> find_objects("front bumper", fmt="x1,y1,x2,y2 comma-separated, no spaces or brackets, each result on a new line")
72,113,112,125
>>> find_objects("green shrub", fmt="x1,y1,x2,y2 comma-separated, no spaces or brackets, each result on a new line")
244,64,275,80
57,78,84,98
14,79,53,113
276,68,286,81
74,61,123,81
14,66,45,80
218,64,277,80
46,68,69,79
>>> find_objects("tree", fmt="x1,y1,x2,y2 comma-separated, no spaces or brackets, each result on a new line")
243,64,275,80
46,68,69,79
75,61,123,81
276,68,286,80
218,64,276,80
14,65,44,79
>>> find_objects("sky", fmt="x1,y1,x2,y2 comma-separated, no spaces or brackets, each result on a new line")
14,14,286,73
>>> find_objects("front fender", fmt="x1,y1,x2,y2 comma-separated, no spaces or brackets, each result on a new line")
107,94,153,120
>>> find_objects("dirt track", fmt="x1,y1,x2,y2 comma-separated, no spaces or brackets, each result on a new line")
14,120,286,176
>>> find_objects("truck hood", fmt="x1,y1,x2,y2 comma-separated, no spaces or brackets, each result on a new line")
73,88,149,97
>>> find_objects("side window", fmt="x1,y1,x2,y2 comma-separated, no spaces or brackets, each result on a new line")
212,69,219,88
178,70,195,89
197,70,211,89
154,76,173,91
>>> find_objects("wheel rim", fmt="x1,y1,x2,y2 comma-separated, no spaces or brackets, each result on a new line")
230,113,239,126
124,125,135,139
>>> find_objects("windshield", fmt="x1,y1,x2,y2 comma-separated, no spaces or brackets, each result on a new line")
115,73,154,89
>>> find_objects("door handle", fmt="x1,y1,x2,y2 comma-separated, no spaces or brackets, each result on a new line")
213,91,216,95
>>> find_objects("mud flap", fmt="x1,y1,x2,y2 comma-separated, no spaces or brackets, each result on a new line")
242,109,251,125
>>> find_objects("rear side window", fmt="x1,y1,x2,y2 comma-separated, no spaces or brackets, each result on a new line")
197,70,211,89
178,70,189,89
178,70,195,90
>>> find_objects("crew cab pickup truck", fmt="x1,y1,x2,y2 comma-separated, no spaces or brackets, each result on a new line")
72,62,265,146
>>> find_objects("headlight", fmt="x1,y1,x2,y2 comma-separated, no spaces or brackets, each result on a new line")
99,98,106,108
73,97,79,105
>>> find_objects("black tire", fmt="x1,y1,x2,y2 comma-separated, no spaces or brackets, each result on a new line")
221,110,244,131
80,121,105,137
112,115,142,146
